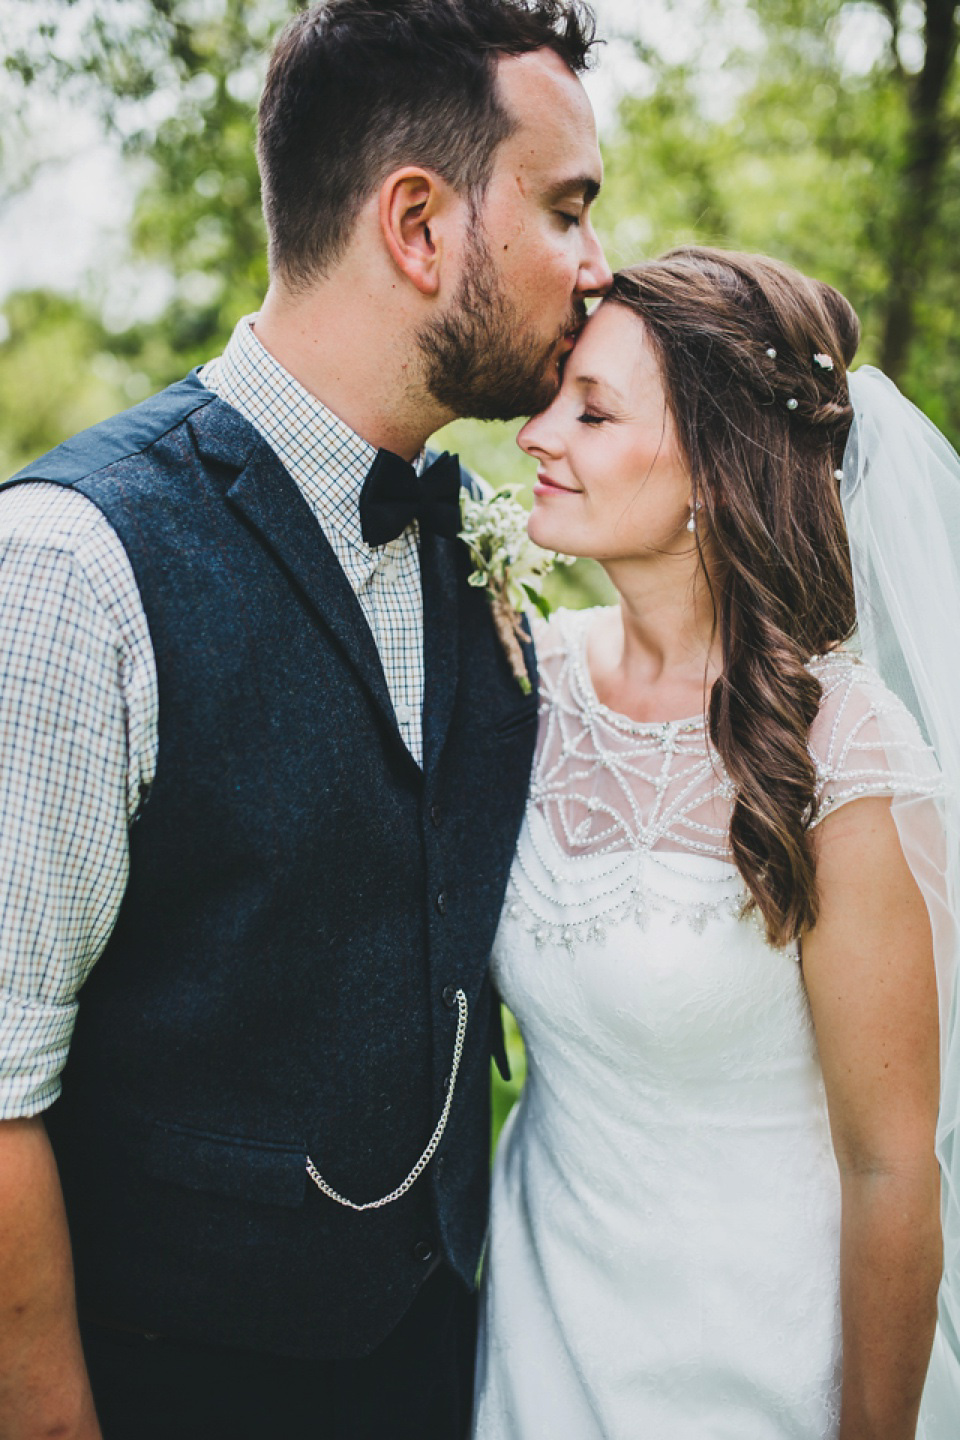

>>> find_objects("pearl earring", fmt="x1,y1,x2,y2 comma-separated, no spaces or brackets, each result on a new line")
686,500,702,533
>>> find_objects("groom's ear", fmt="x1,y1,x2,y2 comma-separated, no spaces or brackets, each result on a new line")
379,168,456,297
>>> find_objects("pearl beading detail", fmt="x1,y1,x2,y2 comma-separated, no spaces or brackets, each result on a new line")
505,610,943,955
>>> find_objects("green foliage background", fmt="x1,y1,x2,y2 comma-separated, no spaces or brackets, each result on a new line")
1,0,957,1145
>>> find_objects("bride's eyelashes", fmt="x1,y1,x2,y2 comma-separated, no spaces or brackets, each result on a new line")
577,411,609,426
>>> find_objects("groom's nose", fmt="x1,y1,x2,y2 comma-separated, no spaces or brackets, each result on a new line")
577,221,613,298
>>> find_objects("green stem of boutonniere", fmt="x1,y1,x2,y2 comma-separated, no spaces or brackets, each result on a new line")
490,589,533,696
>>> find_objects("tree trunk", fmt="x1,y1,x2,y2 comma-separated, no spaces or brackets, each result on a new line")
879,0,958,381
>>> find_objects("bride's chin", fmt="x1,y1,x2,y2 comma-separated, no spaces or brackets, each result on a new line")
528,512,578,556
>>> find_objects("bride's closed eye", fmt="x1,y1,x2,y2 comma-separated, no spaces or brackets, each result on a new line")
577,411,609,426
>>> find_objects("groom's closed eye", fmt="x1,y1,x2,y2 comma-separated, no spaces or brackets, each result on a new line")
543,174,601,215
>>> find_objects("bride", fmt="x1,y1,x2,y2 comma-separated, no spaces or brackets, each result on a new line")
472,248,960,1439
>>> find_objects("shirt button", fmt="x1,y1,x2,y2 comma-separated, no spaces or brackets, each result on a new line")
442,985,458,1009
430,803,442,828
435,891,447,916
395,702,412,725
413,1240,434,1263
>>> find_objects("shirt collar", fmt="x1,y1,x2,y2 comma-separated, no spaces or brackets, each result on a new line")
202,314,422,558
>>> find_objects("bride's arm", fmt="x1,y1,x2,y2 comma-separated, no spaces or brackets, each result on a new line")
803,795,941,1440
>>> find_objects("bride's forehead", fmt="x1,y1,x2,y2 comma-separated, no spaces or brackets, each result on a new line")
570,307,661,388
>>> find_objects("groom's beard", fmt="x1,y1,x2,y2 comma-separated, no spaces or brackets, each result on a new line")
417,230,585,422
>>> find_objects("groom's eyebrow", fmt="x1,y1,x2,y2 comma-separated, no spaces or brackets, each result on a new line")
544,175,601,207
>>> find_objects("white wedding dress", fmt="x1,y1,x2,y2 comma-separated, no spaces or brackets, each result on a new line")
473,607,942,1440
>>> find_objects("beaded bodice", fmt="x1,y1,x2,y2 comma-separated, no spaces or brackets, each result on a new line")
505,607,940,949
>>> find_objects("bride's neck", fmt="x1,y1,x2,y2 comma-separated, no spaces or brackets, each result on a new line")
593,554,722,720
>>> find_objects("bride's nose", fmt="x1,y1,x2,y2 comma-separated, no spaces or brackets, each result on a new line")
518,409,563,461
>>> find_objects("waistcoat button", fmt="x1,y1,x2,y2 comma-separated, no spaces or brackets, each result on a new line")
430,804,442,828
413,1240,434,1263
442,985,457,1008
435,891,447,915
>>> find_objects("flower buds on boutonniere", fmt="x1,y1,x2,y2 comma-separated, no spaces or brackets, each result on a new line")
459,486,573,694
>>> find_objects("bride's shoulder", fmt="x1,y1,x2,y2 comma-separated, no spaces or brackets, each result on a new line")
807,648,919,738
805,648,940,824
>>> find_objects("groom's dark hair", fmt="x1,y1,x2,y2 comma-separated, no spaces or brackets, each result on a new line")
257,0,598,287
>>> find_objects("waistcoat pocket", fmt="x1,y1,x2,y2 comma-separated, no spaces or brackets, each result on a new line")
143,1120,307,1208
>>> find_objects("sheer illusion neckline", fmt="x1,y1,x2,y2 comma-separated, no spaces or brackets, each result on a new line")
506,610,944,938
503,608,942,947
573,608,707,737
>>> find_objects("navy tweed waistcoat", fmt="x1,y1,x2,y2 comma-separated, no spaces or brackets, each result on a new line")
9,373,536,1359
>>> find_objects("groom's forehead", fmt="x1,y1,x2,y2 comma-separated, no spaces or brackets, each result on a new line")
493,48,602,191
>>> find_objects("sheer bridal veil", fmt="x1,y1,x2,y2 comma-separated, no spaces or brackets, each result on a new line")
840,366,960,1435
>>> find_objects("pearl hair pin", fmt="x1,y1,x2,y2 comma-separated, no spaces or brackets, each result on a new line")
786,398,799,411
766,347,777,359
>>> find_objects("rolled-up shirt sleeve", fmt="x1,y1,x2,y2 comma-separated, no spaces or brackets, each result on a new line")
0,483,156,1117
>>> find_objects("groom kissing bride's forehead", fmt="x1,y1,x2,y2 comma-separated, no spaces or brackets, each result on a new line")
0,3,610,1440
257,0,611,425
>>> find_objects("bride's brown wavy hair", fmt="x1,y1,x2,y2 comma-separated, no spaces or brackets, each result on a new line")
608,247,860,946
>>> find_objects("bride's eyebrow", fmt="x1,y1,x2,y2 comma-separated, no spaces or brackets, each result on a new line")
576,374,627,407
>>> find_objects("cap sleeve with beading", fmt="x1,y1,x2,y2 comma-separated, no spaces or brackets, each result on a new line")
808,650,943,825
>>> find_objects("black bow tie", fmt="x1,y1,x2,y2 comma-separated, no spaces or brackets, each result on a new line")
359,448,462,547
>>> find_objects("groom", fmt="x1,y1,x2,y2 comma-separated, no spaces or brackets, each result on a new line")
0,1,609,1436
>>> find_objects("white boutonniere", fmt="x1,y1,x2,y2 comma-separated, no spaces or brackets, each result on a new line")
459,485,572,694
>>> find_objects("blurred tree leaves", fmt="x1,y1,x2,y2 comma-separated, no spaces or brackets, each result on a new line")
2,0,287,384
599,0,959,433
0,290,125,478
121,0,284,374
